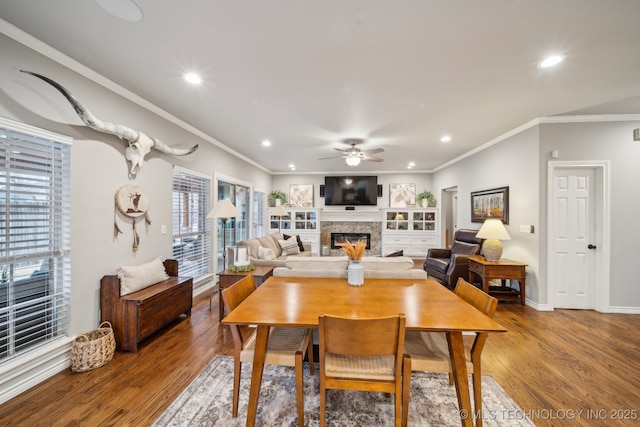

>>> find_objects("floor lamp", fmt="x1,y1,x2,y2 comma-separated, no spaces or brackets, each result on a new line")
272,204,289,234
207,199,241,270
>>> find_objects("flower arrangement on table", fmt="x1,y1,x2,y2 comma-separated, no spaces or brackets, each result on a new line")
341,240,366,261
229,263,256,273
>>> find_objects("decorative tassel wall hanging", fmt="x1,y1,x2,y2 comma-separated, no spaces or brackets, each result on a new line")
114,184,151,251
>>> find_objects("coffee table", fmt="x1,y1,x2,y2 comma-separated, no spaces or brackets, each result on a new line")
215,265,274,321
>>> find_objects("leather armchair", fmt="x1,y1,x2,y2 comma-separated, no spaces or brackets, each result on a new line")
423,229,483,289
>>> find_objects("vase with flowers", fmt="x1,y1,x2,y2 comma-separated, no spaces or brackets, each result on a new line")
341,239,366,286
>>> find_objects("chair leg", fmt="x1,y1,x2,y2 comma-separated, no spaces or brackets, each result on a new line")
295,352,305,427
232,356,241,417
402,356,411,427
473,365,483,427
307,334,315,375
319,381,326,427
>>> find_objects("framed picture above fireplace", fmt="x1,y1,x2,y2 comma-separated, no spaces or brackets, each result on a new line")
289,184,313,207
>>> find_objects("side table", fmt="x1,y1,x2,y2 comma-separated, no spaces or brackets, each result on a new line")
215,265,275,321
468,255,527,305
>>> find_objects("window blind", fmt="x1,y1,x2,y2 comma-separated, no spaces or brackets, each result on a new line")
253,191,265,238
0,122,71,362
172,168,211,280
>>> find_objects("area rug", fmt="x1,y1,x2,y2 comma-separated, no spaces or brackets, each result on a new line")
153,356,534,426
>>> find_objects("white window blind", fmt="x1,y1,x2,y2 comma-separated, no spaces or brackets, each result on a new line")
172,168,211,280
253,190,265,237
0,122,71,362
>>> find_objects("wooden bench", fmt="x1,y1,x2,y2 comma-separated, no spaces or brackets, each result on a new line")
100,259,193,352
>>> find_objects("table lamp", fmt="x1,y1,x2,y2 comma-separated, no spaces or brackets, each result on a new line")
272,204,289,233
207,199,241,270
476,219,510,262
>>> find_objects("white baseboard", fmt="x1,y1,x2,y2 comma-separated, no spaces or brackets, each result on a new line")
0,337,73,405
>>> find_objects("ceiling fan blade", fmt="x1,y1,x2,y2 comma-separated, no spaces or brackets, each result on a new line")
333,147,350,153
360,148,384,155
319,154,348,160
362,155,384,162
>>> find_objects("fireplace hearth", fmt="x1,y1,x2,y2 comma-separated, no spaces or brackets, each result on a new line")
331,232,371,249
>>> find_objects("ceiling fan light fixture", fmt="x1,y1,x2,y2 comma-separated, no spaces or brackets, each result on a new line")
346,156,361,166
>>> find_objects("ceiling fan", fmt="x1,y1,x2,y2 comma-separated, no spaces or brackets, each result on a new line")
319,138,384,166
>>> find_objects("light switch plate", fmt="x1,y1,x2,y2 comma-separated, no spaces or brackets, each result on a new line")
519,225,534,233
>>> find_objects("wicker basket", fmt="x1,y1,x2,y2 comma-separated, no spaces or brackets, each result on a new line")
70,321,116,373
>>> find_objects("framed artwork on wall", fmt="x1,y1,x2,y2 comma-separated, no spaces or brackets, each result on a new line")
389,183,416,207
289,184,314,207
471,186,509,224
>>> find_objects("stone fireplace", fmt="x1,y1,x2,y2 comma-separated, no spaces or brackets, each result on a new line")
322,221,381,256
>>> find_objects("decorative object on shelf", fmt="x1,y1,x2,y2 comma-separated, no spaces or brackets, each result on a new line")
21,71,198,177
272,204,289,233
476,219,511,262
233,246,250,267
389,183,416,207
229,263,256,273
267,189,288,207
289,184,314,207
207,199,241,270
471,186,509,224
114,184,151,251
341,240,366,286
416,190,436,208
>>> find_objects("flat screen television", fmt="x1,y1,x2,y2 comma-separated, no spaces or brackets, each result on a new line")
324,176,378,206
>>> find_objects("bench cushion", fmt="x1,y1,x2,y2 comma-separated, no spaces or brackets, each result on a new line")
117,257,169,296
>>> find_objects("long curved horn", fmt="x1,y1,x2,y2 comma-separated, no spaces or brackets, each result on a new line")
21,70,198,156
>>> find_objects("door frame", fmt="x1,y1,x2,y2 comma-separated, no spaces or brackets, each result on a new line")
547,160,611,312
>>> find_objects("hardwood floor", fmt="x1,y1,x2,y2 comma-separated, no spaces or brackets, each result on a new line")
0,291,639,426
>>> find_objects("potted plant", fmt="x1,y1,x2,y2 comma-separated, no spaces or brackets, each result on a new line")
416,190,436,208
267,189,288,207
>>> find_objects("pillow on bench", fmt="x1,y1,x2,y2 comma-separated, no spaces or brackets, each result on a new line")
117,257,169,296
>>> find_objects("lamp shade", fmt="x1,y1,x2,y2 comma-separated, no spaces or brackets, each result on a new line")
345,155,361,166
207,199,241,219
272,204,289,217
476,219,511,240
476,219,510,262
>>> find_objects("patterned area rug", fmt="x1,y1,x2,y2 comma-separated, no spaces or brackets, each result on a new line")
153,356,534,426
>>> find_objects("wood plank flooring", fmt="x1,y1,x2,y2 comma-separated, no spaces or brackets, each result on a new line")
0,291,639,426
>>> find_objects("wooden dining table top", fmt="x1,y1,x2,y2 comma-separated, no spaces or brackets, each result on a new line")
222,276,506,333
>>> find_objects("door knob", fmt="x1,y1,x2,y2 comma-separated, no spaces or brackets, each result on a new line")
587,244,597,250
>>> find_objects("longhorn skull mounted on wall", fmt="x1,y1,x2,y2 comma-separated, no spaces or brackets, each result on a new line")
21,70,199,176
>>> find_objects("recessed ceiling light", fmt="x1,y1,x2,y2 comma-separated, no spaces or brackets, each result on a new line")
184,73,202,84
289,164,295,170
407,162,415,169
539,55,565,68
440,135,451,143
262,140,271,147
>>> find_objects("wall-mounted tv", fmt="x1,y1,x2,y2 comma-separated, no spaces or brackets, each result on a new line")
324,176,378,206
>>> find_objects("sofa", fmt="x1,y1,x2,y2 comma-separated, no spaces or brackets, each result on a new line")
273,256,427,279
228,233,312,267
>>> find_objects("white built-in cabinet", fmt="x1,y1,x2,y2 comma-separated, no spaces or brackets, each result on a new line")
269,208,321,255
382,208,440,258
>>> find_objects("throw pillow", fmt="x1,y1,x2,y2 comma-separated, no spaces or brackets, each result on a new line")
258,246,276,260
296,235,305,252
278,236,301,255
117,257,169,296
258,235,281,258
385,250,404,257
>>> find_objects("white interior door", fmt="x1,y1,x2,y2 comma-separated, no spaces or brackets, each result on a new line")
551,167,596,309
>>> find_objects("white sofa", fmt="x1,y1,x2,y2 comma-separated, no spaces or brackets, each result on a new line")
229,233,312,267
273,256,427,279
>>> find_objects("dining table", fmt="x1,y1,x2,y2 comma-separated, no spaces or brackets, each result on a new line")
222,276,506,427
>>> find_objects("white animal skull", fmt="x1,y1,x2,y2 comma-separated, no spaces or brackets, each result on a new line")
22,70,198,176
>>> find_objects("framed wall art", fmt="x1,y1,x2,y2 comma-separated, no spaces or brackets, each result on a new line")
389,183,416,208
289,184,314,207
471,186,509,224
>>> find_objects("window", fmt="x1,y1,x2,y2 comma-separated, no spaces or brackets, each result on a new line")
0,119,71,362
172,167,211,280
253,190,265,238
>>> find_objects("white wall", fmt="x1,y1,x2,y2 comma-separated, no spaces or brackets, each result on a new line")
0,33,272,338
432,127,541,303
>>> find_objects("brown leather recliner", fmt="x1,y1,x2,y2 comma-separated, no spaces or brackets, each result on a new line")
423,229,484,289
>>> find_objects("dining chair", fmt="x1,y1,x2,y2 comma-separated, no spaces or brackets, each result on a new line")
317,313,410,427
403,277,498,427
221,276,314,427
